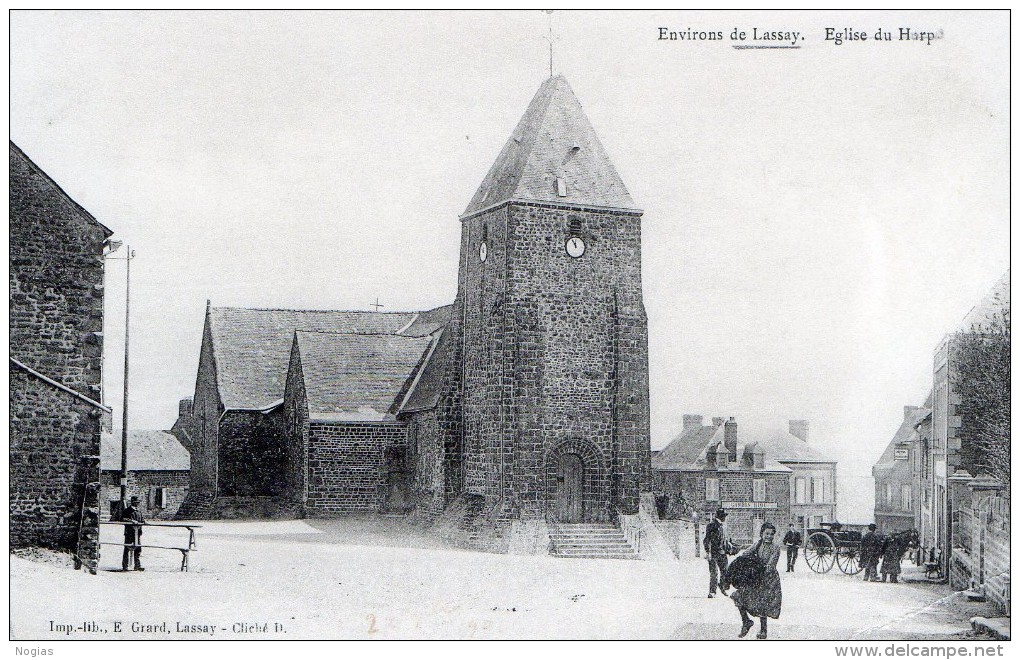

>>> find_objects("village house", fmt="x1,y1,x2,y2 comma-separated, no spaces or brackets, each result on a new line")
652,417,793,546
9,141,115,572
172,75,653,554
99,430,190,520
654,416,838,544
873,405,931,535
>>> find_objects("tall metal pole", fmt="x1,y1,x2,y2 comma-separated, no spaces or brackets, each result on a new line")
120,247,132,504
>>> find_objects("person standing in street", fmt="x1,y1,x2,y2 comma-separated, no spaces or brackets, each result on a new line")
704,508,731,598
782,523,802,572
860,523,882,582
121,495,145,571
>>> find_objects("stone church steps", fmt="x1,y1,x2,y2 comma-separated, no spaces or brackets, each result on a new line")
548,523,640,560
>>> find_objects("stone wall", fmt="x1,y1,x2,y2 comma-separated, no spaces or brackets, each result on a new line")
218,409,287,497
10,144,110,572
455,201,650,523
99,470,189,520
188,313,222,493
950,487,1010,615
9,146,107,400
10,365,103,569
304,422,408,515
405,410,447,522
665,469,791,546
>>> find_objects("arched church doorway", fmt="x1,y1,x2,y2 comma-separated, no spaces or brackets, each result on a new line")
555,453,584,523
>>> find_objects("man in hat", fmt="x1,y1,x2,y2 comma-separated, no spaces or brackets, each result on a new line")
860,523,882,582
120,495,145,571
782,522,803,572
704,508,731,598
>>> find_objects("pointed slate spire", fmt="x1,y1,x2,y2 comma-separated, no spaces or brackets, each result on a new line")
463,75,637,216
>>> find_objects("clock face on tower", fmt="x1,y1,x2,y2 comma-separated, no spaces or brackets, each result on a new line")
479,241,488,263
565,236,586,258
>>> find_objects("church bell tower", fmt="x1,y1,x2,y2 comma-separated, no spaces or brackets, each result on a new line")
452,75,651,523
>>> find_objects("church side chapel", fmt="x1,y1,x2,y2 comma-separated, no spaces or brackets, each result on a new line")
172,75,654,553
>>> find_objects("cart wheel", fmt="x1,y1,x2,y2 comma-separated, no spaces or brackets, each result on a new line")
804,532,835,573
837,548,863,575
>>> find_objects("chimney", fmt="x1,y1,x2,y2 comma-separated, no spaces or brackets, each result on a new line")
683,414,703,430
724,417,738,461
179,397,194,418
904,405,919,420
789,419,809,442
712,417,726,427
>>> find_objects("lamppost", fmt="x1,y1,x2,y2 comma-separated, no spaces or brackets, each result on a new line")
104,241,135,507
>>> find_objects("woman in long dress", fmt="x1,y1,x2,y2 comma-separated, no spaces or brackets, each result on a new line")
731,521,783,639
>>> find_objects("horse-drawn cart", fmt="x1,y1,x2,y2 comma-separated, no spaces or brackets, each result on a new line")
803,522,864,575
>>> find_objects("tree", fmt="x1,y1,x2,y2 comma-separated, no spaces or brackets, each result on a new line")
953,309,1010,486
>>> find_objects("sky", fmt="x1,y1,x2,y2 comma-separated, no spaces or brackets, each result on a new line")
9,10,1009,521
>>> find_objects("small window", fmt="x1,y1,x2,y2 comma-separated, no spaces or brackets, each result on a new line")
152,487,167,509
705,478,720,502
812,478,825,504
752,479,766,502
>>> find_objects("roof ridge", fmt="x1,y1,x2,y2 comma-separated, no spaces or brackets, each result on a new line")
211,306,418,315
295,330,432,338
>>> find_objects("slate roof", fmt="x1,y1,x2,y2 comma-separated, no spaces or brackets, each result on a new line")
959,269,1010,332
293,331,435,422
652,423,791,473
874,407,931,472
208,305,451,410
101,430,190,471
758,430,835,463
463,75,637,216
398,327,453,414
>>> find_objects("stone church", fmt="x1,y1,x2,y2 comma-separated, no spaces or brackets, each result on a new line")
173,75,653,549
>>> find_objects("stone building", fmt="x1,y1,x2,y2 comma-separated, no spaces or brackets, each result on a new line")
281,330,436,515
172,76,652,550
762,420,838,532
172,303,448,518
928,270,1009,591
873,405,931,534
99,430,190,520
9,141,115,572
652,417,792,546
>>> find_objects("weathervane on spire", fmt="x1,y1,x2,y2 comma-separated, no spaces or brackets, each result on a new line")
544,10,557,77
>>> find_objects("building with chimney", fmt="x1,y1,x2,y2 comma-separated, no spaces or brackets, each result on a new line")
873,405,931,534
652,417,793,546
653,416,837,541
9,142,115,572
171,76,652,553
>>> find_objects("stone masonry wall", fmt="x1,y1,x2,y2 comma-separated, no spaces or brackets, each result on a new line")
305,422,408,515
100,470,189,520
10,144,109,571
10,146,107,400
455,202,650,522
188,314,222,494
406,410,447,522
10,366,103,568
218,409,287,497
671,469,792,546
